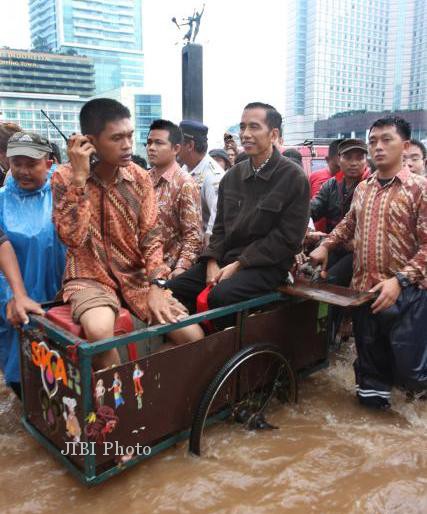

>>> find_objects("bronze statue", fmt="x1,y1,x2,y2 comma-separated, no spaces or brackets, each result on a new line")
172,4,205,44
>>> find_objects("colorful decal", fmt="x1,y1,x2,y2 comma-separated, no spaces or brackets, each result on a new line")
95,378,106,408
85,406,119,445
31,341,67,397
133,363,144,410
108,372,125,409
66,363,81,396
39,389,62,433
62,396,82,442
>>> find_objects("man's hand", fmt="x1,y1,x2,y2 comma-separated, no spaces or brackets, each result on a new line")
306,231,327,245
206,259,220,285
295,252,308,267
213,261,241,285
6,295,45,326
146,286,188,325
168,267,186,280
309,245,329,279
67,134,96,187
369,277,401,314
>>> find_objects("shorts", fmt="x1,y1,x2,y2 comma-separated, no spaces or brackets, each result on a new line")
68,283,121,323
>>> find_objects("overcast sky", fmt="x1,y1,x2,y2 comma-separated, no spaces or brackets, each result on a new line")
0,0,287,147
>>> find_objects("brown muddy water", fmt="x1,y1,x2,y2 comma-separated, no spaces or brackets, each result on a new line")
0,344,426,514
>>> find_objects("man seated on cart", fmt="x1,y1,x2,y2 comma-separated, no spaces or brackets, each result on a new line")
166,102,310,342
52,99,190,370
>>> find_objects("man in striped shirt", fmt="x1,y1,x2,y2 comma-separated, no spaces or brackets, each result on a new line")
311,116,427,409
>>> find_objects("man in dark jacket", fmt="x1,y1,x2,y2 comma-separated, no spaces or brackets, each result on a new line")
310,139,369,285
167,102,310,335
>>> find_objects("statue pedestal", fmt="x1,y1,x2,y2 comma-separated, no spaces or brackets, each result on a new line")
182,44,203,122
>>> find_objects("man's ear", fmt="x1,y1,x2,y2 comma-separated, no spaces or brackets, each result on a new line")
86,134,96,146
402,140,410,152
173,143,182,156
46,159,53,170
271,128,279,142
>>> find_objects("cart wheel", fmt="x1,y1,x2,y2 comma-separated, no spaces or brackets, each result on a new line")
189,343,297,456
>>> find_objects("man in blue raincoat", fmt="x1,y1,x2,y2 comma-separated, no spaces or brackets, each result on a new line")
0,132,66,398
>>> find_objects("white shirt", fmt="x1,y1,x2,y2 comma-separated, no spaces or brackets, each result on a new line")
183,154,224,235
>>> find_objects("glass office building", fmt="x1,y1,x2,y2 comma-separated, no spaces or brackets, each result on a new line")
284,0,427,143
0,92,85,156
0,48,94,156
29,0,144,94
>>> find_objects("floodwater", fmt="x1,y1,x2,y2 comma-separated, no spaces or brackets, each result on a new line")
0,344,426,514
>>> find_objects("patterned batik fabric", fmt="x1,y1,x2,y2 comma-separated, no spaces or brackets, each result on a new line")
323,168,427,291
149,162,203,271
51,162,169,320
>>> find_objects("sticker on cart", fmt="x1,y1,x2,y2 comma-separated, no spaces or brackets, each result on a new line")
31,341,68,398
133,363,144,410
40,389,63,433
95,378,106,408
85,406,119,445
62,396,82,442
108,372,125,409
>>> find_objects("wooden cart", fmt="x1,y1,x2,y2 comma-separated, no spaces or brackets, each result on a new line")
19,279,373,485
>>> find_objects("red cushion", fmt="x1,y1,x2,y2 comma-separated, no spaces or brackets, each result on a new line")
46,305,137,360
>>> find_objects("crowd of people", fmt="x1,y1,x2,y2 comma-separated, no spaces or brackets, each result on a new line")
0,98,426,410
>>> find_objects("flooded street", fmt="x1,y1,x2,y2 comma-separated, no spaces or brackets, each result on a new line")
1,344,426,514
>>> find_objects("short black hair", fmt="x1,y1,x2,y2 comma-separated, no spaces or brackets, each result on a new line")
132,154,147,169
369,115,411,140
282,148,302,165
149,119,183,145
49,141,62,163
244,102,282,131
328,138,345,158
80,98,131,136
409,138,426,159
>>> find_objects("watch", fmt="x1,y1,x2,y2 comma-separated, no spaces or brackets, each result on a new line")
150,278,167,289
395,272,410,288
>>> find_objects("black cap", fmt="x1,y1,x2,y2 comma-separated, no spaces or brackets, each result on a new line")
179,120,208,141
7,131,52,159
338,139,368,155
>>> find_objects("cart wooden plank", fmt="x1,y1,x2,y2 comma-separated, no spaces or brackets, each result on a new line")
279,278,375,307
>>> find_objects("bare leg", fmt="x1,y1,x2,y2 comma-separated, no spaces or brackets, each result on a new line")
168,323,205,345
79,306,120,369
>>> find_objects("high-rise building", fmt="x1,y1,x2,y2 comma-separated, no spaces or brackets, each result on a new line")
0,48,95,154
29,0,144,94
284,0,427,144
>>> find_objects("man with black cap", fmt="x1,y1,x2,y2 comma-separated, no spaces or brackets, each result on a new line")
167,102,309,342
179,120,224,246
311,138,370,237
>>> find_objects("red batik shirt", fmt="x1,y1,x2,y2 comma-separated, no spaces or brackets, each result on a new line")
149,162,202,271
322,168,427,291
51,162,169,319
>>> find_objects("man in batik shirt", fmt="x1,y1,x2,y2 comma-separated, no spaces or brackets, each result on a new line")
311,116,427,409
52,99,189,370
147,119,202,279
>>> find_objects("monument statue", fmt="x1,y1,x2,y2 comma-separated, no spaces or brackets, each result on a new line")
172,4,205,44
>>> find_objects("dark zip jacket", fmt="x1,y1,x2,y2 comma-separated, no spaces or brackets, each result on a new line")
201,148,310,272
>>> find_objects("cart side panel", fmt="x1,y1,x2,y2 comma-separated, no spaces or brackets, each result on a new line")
88,327,239,469
20,326,86,470
241,300,327,372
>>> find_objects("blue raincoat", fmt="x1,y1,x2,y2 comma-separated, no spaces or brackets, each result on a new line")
0,170,66,384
